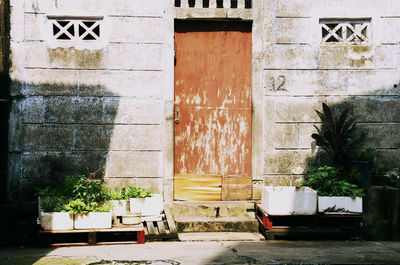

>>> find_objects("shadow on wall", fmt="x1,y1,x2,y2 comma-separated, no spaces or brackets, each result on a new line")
0,78,121,247
0,73,10,202
299,85,400,241
7,79,120,201
304,90,399,183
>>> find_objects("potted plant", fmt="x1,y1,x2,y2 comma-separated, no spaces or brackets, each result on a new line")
64,175,112,229
309,103,368,213
302,166,364,213
128,185,163,219
107,187,130,217
37,173,115,230
64,199,112,229
349,148,376,188
38,195,73,231
311,103,366,170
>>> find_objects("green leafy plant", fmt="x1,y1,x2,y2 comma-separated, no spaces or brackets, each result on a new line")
38,173,110,213
107,187,127,200
359,148,376,162
125,185,151,198
348,166,361,185
69,175,108,203
37,172,151,215
63,199,93,214
311,103,366,167
385,168,400,188
302,166,364,198
40,196,68,212
63,199,112,214
37,186,60,198
95,202,112,212
106,185,152,201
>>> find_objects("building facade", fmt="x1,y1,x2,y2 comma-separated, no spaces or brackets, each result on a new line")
6,0,400,202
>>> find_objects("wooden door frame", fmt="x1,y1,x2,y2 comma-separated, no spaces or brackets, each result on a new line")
168,18,264,202
163,4,265,204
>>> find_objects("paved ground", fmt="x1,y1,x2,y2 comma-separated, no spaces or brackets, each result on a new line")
0,239,400,265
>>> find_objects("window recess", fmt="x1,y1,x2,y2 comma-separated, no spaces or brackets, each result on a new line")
48,17,103,41
320,19,370,44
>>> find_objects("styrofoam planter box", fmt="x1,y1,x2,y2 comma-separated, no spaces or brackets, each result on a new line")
141,215,163,222
130,194,163,216
122,214,141,225
261,186,317,215
110,200,129,216
318,196,363,213
41,212,74,231
74,212,112,229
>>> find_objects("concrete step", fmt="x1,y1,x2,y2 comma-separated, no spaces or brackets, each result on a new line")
176,217,259,232
178,232,264,241
171,201,259,232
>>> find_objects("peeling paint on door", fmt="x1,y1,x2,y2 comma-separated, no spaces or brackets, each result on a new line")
174,21,252,201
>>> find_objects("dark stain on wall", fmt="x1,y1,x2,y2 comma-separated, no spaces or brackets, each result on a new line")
0,0,10,203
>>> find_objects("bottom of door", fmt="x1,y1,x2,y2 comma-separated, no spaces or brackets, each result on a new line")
174,174,252,201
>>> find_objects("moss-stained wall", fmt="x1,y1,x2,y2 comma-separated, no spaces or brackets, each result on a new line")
260,0,400,195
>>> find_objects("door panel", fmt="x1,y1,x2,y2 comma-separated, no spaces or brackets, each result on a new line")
174,174,222,201
174,21,252,201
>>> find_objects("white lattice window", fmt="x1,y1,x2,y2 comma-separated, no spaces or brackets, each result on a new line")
175,0,252,8
320,19,370,44
48,17,102,41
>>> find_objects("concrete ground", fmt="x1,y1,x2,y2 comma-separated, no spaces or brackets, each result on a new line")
0,235,400,265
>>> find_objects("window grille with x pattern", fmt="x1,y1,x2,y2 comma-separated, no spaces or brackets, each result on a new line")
50,19,101,41
321,19,370,44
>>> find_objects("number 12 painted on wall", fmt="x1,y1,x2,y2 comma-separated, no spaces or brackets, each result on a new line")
270,75,287,91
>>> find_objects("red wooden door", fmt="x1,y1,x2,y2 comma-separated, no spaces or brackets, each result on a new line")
174,21,252,201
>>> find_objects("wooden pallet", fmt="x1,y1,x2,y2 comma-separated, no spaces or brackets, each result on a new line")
143,207,178,241
39,224,145,246
256,204,362,240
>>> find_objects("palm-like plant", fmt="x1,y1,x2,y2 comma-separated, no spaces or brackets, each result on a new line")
312,103,365,167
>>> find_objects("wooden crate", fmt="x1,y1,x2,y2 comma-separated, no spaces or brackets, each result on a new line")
144,207,178,241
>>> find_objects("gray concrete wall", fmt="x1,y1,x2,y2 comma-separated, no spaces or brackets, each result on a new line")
7,0,400,201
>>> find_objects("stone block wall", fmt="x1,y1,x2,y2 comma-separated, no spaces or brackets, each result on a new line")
8,0,173,200
7,0,400,201
261,0,400,193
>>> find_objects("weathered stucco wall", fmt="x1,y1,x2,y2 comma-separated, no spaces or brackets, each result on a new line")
260,0,400,196
7,0,400,201
8,0,174,200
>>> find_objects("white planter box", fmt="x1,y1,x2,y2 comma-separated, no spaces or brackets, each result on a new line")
261,186,317,215
74,212,112,229
130,194,163,216
141,215,163,222
318,196,363,213
110,200,129,216
122,214,141,225
41,212,74,231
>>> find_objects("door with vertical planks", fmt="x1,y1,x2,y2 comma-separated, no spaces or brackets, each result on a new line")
174,21,252,201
